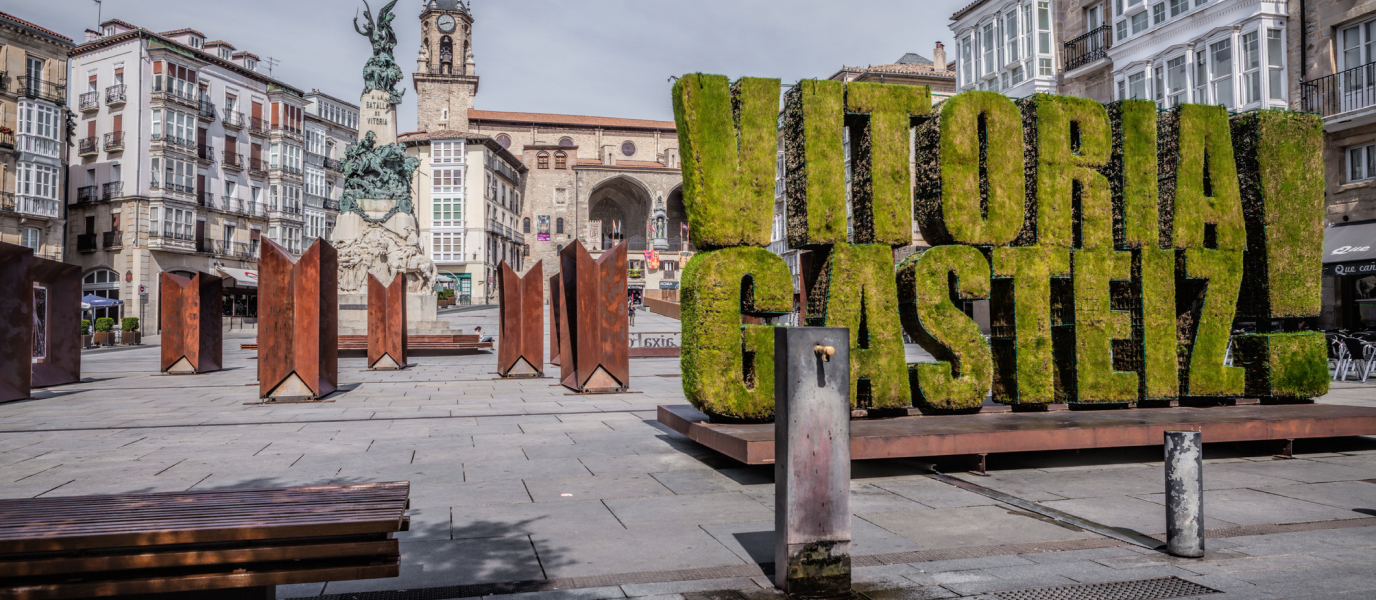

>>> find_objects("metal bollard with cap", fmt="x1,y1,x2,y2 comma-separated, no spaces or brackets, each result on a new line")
1165,430,1204,558
774,327,852,598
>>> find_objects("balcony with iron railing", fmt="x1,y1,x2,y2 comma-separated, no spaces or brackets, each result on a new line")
151,181,195,195
104,131,125,152
223,110,244,128
78,136,98,156
78,185,99,203
248,117,270,136
148,228,196,252
78,233,98,253
0,71,7,94
105,84,126,105
150,80,198,109
249,157,268,177
103,230,123,249
198,191,214,208
323,199,341,211
0,130,13,151
13,195,60,218
78,91,100,111
1063,25,1112,73
197,143,216,164
197,239,255,259
17,77,65,104
103,181,124,200
151,132,195,151
223,151,244,170
270,162,303,177
1301,62,1376,121
198,100,217,122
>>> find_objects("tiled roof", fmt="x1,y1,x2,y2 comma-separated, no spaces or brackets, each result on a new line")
100,19,139,31
469,109,675,131
840,62,955,77
950,0,993,20
398,129,472,142
160,28,205,37
205,40,236,50
0,11,73,43
233,51,260,60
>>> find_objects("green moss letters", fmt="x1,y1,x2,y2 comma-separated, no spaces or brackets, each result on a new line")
1159,104,1245,250
1181,248,1245,398
1017,94,1113,249
914,91,1025,247
990,246,1069,405
1234,332,1330,400
1136,246,1180,401
784,80,848,248
1072,249,1138,403
810,243,911,408
1107,100,1160,248
898,245,993,410
845,82,931,246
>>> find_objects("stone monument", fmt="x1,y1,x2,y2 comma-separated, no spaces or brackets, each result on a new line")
333,0,452,335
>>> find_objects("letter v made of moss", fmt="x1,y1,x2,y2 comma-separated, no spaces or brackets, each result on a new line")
1015,94,1113,249
672,74,780,249
680,247,793,421
898,245,992,410
784,80,847,248
913,91,1025,247
845,82,931,246
809,243,911,409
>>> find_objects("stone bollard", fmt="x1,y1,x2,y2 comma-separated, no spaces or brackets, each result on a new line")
774,327,852,598
1165,430,1204,558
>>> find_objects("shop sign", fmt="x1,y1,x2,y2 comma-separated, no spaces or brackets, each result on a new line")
1325,260,1376,277
659,281,679,289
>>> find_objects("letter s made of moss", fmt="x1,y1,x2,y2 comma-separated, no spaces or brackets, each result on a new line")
845,82,931,247
897,245,993,410
673,74,780,249
913,91,1025,247
809,243,912,409
680,247,794,421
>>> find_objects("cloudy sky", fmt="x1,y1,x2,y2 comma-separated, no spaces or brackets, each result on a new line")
23,0,959,130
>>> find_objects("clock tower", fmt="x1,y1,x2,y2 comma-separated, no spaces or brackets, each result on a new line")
414,0,478,132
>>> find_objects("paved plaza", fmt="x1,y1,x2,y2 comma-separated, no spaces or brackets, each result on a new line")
2,309,1375,599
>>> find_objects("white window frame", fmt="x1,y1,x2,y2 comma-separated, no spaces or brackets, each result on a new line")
1210,37,1234,109
1349,143,1375,182
1241,30,1262,106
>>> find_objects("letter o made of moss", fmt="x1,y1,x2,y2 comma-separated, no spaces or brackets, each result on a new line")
845,81,931,247
897,245,993,410
680,247,793,421
914,91,1025,247
672,74,781,249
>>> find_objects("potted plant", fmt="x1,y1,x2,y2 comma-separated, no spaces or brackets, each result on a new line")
81,319,92,349
93,317,115,346
121,317,141,345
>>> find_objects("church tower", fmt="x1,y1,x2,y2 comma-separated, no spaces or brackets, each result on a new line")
414,0,478,132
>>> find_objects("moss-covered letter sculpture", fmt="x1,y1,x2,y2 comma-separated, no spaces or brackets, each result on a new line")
898,245,993,410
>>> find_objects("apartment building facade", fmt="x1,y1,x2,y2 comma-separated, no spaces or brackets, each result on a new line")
66,19,314,332
951,0,1062,95
0,11,72,261
304,90,356,247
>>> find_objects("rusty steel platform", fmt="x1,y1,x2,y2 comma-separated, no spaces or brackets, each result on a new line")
657,404,1376,465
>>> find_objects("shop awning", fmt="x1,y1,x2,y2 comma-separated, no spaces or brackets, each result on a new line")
81,295,123,308
1323,222,1376,277
217,267,259,288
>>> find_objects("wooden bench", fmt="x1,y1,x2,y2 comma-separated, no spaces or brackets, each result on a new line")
0,481,410,599
241,334,492,352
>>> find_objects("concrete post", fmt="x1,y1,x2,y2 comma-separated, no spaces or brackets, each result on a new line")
1165,430,1204,558
774,327,851,597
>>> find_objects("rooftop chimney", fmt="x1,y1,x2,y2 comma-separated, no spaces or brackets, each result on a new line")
933,42,947,72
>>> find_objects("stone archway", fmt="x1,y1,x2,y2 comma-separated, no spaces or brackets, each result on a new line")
665,186,688,251
587,176,653,250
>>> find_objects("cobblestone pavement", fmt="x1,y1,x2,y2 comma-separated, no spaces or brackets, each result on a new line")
1,308,1373,599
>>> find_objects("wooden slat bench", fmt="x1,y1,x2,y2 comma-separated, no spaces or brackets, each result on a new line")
0,481,410,599
241,334,492,352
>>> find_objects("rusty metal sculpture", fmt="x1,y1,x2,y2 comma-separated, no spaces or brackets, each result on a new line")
367,273,408,370
0,243,34,403
557,241,630,393
259,238,338,401
160,271,224,374
497,260,544,377
549,272,563,367
30,256,81,388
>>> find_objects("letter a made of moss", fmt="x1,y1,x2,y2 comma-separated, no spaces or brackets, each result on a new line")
1233,332,1329,401
1135,246,1179,401
680,247,794,421
913,91,1025,247
990,245,1069,405
1016,94,1113,249
784,80,847,248
1072,248,1139,403
1179,248,1245,398
672,74,780,249
1158,104,1245,250
1230,110,1325,320
1107,100,1160,248
897,245,993,410
845,82,931,246
809,243,911,409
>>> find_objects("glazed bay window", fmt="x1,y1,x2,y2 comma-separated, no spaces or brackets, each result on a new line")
1194,50,1209,103
150,206,193,239
1131,10,1148,35
17,100,60,158
995,18,1005,70
1155,66,1165,105
1170,0,1187,17
434,140,465,164
983,23,996,76
1006,11,1019,64
1242,31,1262,105
1267,29,1285,100
1211,38,1234,108
1116,18,1127,42
960,36,973,86
1152,2,1165,24
432,168,465,228
1349,144,1375,182
1167,56,1188,106
1037,1,1050,54
152,157,194,193
1128,72,1147,99
432,231,464,262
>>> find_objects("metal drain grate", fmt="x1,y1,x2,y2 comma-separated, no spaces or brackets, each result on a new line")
994,576,1220,600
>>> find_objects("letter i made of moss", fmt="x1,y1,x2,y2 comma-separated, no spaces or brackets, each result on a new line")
989,245,1069,405
1230,110,1325,320
913,91,1025,247
672,74,782,249
844,82,931,246
1072,248,1139,403
1106,100,1160,249
1158,104,1245,251
784,80,847,248
810,243,911,409
1134,246,1179,401
897,245,993,411
1178,248,1245,398
1233,332,1329,401
680,247,794,421
1015,94,1113,249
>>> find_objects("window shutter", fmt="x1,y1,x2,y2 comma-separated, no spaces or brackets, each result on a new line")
87,120,96,137
250,229,261,240
113,114,123,132
153,61,162,74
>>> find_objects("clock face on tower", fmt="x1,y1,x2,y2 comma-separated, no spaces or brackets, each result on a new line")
437,14,456,33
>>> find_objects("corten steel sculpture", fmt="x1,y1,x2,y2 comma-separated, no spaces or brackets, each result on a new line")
557,241,630,393
549,272,563,366
0,242,33,403
367,273,407,370
259,238,339,400
160,271,224,374
29,256,81,388
497,260,544,377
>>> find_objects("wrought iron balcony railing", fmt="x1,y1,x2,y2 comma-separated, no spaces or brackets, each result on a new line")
1063,25,1112,72
323,158,343,172
223,110,244,128
17,77,65,103
78,136,98,155
78,233,98,253
104,131,125,151
78,91,100,111
105,84,126,105
249,157,268,175
14,195,60,218
78,185,99,203
197,143,216,163
103,230,123,249
223,151,244,169
1301,61,1376,118
103,181,124,200
198,191,214,208
248,117,270,135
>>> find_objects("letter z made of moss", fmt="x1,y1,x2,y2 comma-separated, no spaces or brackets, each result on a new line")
784,80,847,248
1179,248,1245,398
1016,94,1113,249
990,246,1069,405
672,74,780,249
680,247,793,421
1072,249,1139,403
898,245,993,410
845,82,931,246
913,91,1025,247
1135,246,1180,401
810,243,911,409
1158,104,1245,251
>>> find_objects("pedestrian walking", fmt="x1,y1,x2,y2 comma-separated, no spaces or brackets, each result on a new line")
628,299,636,327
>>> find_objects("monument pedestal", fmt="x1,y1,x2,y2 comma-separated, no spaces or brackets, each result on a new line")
332,207,457,336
